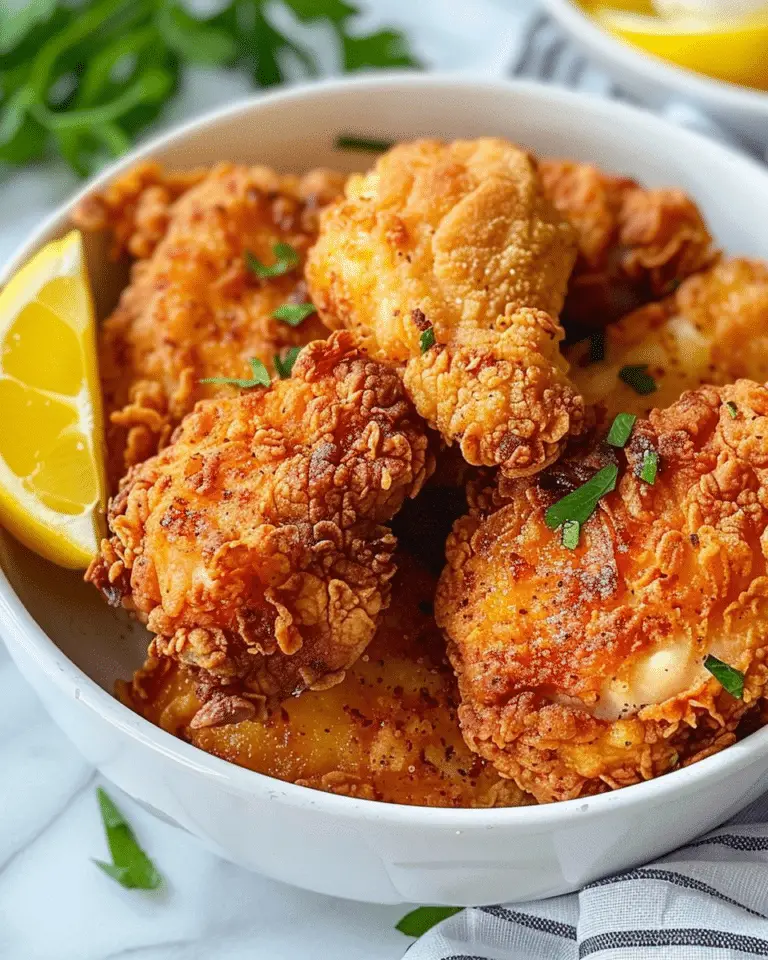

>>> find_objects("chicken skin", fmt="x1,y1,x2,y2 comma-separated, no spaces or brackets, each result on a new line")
77,162,346,484
540,160,716,335
568,258,768,418
306,138,586,479
87,333,434,715
120,553,531,808
437,381,768,803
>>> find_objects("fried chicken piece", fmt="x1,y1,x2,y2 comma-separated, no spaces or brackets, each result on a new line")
568,258,768,418
72,161,209,260
87,332,434,705
437,381,768,803
120,553,531,808
539,160,717,334
85,162,345,484
306,138,585,478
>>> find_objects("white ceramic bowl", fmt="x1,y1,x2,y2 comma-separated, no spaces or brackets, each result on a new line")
3,75,768,906
540,0,768,151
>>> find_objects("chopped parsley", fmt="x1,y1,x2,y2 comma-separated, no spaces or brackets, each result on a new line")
200,357,270,389
588,331,605,364
272,302,316,327
420,327,436,353
606,412,637,448
725,401,738,419
639,449,658,485
245,243,299,279
396,906,462,937
562,519,580,550
704,655,744,699
335,134,394,152
93,788,162,890
544,464,618,532
274,347,302,380
619,364,657,396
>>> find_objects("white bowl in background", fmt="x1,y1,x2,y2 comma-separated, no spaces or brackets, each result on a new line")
540,0,768,152
3,75,768,906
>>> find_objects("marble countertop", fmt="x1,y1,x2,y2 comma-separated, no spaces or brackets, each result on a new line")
0,2,583,957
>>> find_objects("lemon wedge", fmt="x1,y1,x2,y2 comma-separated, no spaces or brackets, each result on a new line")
593,8,768,89
0,230,106,569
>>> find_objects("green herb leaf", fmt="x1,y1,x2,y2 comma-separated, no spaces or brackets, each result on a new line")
396,906,462,937
619,364,657,396
704,654,744,699
335,134,394,152
420,327,436,353
606,412,636,448
588,330,605,364
272,302,316,327
274,346,302,379
544,464,618,531
342,28,419,70
93,787,162,890
246,243,299,279
725,401,738,419
157,5,237,66
200,357,271,389
639,449,658,485
562,519,580,550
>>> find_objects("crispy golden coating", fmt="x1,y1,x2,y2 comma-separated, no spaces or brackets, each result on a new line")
540,160,717,333
72,160,208,260
85,162,345,484
87,332,434,707
121,554,531,808
568,258,768,419
437,381,768,803
306,138,585,478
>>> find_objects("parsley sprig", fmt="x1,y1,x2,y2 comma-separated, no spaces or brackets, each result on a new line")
0,0,419,176
274,346,301,379
619,364,657,396
704,655,744,699
273,302,316,326
93,787,162,890
200,357,270,389
396,906,462,937
246,243,299,279
545,464,618,536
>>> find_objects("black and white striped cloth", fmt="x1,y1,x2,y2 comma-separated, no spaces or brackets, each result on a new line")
405,794,768,958
405,6,768,958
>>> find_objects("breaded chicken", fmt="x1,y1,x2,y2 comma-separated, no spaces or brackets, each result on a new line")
87,333,434,711
120,553,531,808
306,138,586,479
437,381,768,803
80,162,345,484
568,258,768,418
540,160,716,334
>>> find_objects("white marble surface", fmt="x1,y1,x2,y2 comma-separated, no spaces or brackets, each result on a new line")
0,3,549,958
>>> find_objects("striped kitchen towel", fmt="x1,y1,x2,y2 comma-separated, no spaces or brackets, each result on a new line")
405,791,768,958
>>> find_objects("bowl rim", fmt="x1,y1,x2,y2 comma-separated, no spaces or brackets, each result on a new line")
539,0,768,114
3,71,768,828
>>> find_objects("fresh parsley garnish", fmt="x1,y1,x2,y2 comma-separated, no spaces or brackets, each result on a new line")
619,364,657,396
0,1,419,176
274,346,301,380
704,655,744,699
606,412,636,448
200,357,270,389
562,518,580,550
420,327,436,353
725,401,738,419
246,243,299,279
93,787,162,890
272,302,316,326
544,464,618,532
588,330,605,364
639,449,658,485
396,906,462,937
335,134,394,152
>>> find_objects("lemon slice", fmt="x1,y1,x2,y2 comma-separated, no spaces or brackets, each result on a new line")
594,8,768,89
0,230,106,569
